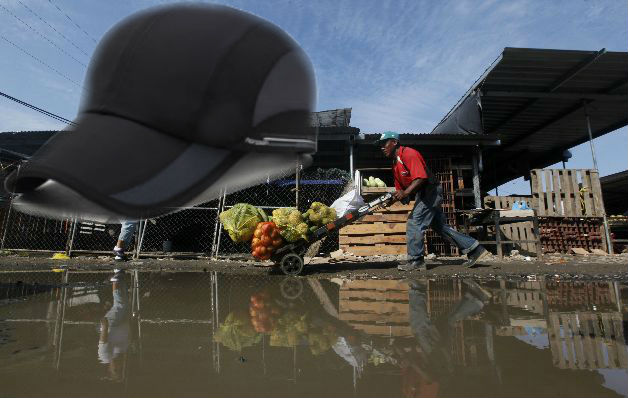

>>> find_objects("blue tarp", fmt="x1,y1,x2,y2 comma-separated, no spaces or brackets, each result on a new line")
274,179,345,187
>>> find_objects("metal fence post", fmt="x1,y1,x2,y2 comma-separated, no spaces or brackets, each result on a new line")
134,220,146,259
212,189,227,259
295,156,300,209
65,218,78,256
0,195,14,251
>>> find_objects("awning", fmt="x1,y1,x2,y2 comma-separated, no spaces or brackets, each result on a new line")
431,47,628,189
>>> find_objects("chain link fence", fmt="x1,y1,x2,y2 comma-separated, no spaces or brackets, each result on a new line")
0,165,352,260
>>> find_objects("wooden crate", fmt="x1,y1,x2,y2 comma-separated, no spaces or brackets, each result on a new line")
530,169,605,217
339,201,413,256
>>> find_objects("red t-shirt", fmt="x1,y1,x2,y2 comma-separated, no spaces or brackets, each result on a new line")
393,146,429,190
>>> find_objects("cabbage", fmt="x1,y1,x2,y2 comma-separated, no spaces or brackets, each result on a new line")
305,202,337,226
219,203,267,242
272,208,309,242
213,311,261,352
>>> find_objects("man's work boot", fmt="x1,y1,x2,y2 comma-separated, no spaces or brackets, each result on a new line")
464,246,490,268
398,259,427,272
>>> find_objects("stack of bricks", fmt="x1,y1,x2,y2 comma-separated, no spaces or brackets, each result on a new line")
539,218,604,253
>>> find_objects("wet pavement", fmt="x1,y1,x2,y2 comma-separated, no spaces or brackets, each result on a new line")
1,270,627,397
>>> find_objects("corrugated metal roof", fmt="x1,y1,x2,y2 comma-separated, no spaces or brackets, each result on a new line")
434,47,628,188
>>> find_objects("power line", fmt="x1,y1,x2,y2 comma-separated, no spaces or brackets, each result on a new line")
46,0,98,44
0,90,77,126
16,0,90,57
1,35,85,91
0,3,87,68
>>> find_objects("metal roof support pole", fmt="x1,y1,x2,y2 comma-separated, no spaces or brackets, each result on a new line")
472,147,482,209
583,101,599,171
584,101,614,254
349,141,354,181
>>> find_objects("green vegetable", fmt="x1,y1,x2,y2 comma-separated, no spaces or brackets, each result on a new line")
219,203,267,242
272,208,309,242
213,311,261,351
306,202,337,226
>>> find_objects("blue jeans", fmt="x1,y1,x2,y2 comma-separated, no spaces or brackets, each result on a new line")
406,185,478,261
117,221,138,248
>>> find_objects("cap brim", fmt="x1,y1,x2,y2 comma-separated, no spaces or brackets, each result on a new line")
6,113,305,219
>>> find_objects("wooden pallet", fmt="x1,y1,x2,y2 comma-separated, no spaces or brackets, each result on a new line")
530,169,605,217
339,201,413,256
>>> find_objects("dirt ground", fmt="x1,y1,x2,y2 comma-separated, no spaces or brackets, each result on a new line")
0,251,626,280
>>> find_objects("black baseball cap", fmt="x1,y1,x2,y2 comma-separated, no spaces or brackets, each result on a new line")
5,3,316,220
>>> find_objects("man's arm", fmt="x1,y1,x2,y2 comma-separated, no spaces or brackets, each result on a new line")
393,177,427,202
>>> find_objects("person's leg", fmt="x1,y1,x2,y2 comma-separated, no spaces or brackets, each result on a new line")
403,197,437,270
114,221,138,260
428,186,489,266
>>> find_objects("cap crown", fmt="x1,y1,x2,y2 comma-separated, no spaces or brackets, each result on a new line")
82,4,315,150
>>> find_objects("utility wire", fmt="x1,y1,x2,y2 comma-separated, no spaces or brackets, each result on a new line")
0,3,87,68
16,0,90,57
0,90,77,126
1,35,85,90
46,0,98,44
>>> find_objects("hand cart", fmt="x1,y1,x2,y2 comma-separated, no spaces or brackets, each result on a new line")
270,192,395,276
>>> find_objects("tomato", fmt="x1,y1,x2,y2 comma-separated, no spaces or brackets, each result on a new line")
252,247,261,258
261,223,272,235
253,300,264,310
249,308,257,317
272,238,282,248
252,237,260,247
267,245,274,253
261,235,272,246
271,229,279,239
258,246,267,255
254,228,262,239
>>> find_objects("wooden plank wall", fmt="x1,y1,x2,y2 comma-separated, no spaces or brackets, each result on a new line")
530,169,606,218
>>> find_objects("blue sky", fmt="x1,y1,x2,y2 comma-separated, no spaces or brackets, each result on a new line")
0,0,626,194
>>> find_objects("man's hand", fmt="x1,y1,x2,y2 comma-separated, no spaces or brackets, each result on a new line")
393,190,408,202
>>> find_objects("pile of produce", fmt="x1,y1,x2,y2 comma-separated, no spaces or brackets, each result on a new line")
303,202,337,227
213,311,261,352
249,290,280,332
363,176,387,188
272,208,310,242
269,311,309,348
218,203,268,242
219,200,340,261
251,222,283,260
250,288,337,355
307,324,338,356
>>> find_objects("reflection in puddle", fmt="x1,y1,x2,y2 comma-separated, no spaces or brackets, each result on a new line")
0,271,627,397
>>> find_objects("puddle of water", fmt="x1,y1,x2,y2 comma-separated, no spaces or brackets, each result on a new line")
1,271,627,397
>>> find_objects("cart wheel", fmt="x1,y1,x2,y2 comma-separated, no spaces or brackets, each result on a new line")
280,253,304,276
280,278,303,300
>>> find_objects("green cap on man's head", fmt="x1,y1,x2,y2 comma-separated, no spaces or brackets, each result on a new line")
378,131,400,145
